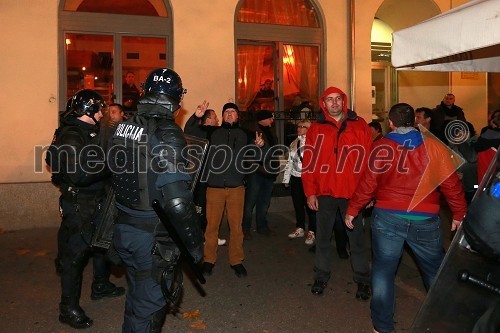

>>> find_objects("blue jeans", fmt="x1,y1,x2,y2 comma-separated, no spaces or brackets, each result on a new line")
371,208,444,333
242,172,275,233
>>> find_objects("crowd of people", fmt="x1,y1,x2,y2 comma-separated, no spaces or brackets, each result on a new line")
47,70,498,333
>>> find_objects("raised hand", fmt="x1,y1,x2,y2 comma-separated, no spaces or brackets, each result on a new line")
255,131,264,147
195,100,209,118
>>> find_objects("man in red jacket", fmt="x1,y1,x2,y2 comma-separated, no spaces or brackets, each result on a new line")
345,103,467,333
302,86,372,299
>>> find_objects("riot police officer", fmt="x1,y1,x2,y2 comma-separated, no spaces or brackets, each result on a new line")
108,68,204,333
46,89,125,329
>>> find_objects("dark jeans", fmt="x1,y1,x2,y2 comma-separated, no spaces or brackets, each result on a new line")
334,210,349,253
290,176,316,232
242,172,275,233
314,196,370,284
370,208,443,333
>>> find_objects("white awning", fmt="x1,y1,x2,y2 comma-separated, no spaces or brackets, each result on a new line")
391,0,500,72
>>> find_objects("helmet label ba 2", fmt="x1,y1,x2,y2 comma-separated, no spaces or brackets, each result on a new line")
153,75,171,83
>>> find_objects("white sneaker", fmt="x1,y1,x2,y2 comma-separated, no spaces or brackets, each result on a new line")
218,238,226,246
305,231,315,245
288,227,305,239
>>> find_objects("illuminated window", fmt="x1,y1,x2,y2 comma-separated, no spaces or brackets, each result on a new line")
235,0,323,115
59,1,172,114
63,0,167,17
237,0,319,27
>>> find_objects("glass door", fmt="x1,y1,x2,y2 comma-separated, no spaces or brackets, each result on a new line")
120,36,167,112
236,43,276,112
64,33,168,115
236,42,319,114
236,41,319,145
371,62,394,133
65,33,114,104
281,44,319,115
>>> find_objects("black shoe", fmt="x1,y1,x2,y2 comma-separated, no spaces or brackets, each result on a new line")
243,230,252,240
311,280,327,295
91,281,126,300
59,304,93,329
231,264,247,277
355,283,371,301
337,248,349,259
202,262,214,276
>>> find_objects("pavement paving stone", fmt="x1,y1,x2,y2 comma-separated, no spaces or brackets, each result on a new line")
0,210,431,333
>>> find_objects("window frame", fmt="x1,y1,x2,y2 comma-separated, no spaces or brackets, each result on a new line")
234,0,326,112
58,3,173,112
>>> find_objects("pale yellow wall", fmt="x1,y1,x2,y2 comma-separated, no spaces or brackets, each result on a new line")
353,0,383,121
398,71,449,109
172,0,239,128
0,0,489,187
174,0,352,126
319,0,349,100
0,0,59,183
452,73,488,133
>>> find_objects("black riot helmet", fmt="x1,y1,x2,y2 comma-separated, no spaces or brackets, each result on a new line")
138,68,187,117
63,89,105,122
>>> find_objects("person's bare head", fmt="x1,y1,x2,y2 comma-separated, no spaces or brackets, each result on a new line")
125,72,135,86
415,107,432,130
443,93,455,108
368,121,382,140
296,119,311,135
491,110,500,128
201,109,218,126
262,79,273,91
108,103,125,123
388,103,415,129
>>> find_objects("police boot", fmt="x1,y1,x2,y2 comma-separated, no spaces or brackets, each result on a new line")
91,279,125,300
151,306,168,333
59,296,93,329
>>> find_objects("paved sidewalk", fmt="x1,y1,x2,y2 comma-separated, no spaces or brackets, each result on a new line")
0,210,428,333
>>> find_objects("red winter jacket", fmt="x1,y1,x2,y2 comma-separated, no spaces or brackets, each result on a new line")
347,129,467,221
302,87,372,199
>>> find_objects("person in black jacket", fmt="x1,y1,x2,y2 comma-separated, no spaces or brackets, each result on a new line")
200,103,263,278
242,110,282,239
184,101,226,246
430,93,466,140
46,89,125,329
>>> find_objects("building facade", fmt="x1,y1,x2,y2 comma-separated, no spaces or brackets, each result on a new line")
0,0,490,230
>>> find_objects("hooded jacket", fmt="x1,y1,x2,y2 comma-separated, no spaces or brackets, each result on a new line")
347,128,467,221
302,87,372,199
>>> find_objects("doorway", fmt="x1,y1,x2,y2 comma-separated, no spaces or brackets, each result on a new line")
371,62,397,133
236,42,319,113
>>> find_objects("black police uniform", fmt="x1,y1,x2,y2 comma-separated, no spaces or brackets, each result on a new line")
108,68,204,333
46,90,125,329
